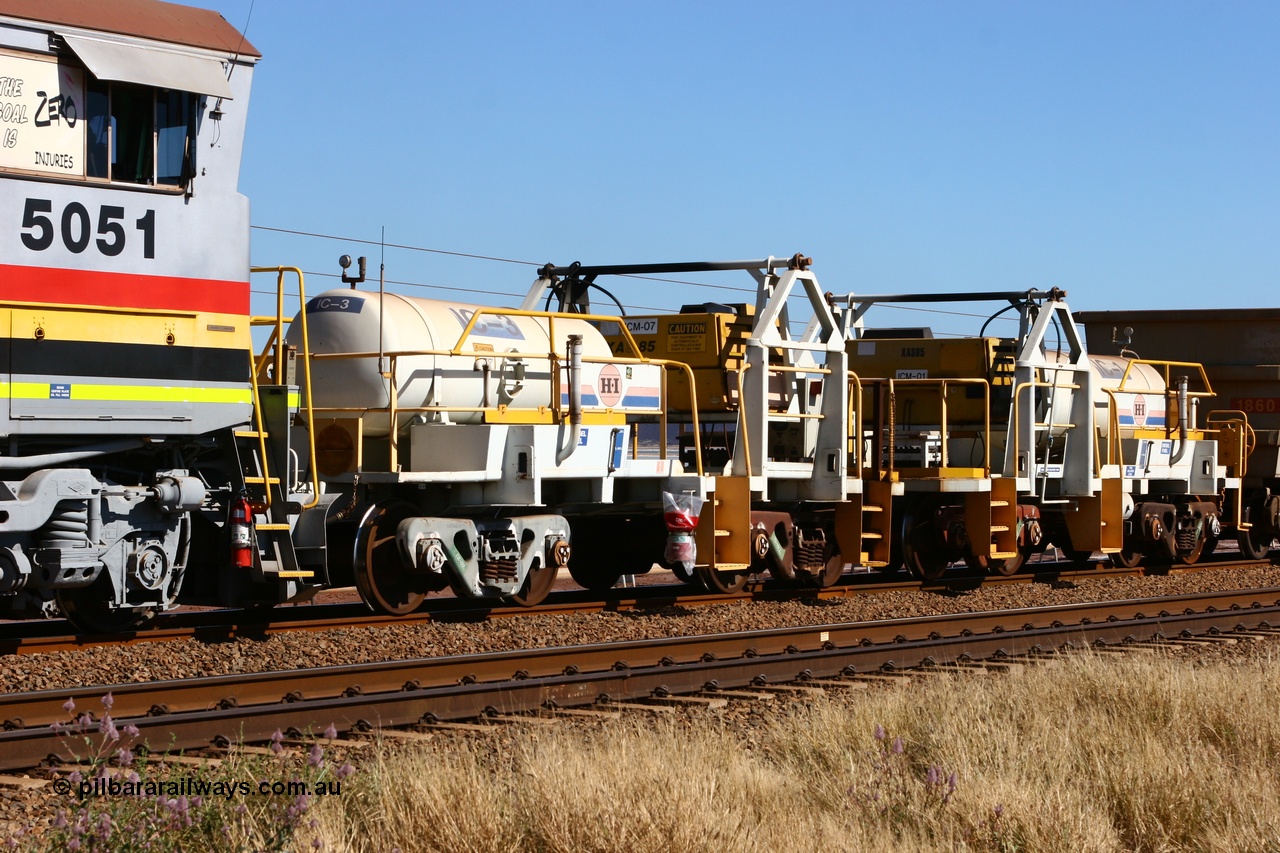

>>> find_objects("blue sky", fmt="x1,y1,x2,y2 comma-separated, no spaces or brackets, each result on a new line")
206,1,1278,337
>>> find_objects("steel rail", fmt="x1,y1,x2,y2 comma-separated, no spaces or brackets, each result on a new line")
0,557,1271,656
1,588,1277,771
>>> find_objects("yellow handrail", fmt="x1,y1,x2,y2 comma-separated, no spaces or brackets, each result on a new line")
862,377,991,472
249,266,320,511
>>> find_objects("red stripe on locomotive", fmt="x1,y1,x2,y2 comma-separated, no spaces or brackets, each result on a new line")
0,264,250,315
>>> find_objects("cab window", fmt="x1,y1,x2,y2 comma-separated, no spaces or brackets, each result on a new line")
85,77,197,187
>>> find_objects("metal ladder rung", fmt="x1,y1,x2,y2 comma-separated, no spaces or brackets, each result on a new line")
991,500,1010,507
861,532,883,539
862,505,885,512
275,570,314,579
234,430,267,439
715,529,732,537
244,476,280,485
256,523,292,532
990,525,1010,533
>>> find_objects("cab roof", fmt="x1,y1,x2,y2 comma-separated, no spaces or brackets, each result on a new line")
0,0,259,58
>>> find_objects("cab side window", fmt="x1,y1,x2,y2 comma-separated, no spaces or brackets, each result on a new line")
84,77,197,187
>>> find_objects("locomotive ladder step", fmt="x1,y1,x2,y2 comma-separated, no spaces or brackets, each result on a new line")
243,476,281,485
714,563,750,570
861,532,883,539
991,500,1010,507
234,430,268,439
275,570,315,579
715,529,732,537
256,523,292,532
989,525,1010,533
862,504,884,512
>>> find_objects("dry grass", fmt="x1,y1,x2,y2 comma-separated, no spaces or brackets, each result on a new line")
304,644,1280,853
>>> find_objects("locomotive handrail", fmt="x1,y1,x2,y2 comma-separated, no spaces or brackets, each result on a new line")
248,266,320,511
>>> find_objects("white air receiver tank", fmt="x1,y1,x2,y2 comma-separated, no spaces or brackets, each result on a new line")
1088,355,1170,436
1042,352,1169,437
288,289,614,435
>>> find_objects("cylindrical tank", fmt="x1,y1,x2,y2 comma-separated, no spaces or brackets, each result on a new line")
287,289,613,435
1042,353,1169,438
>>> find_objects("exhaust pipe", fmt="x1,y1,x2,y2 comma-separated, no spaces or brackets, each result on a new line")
556,334,584,465
1171,375,1190,464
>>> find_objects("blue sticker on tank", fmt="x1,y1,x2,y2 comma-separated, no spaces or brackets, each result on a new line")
49,384,70,399
306,295,365,314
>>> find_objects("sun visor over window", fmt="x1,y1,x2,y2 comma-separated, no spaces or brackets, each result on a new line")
60,33,234,99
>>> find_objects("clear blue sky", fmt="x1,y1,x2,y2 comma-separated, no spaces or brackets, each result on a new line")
205,0,1278,337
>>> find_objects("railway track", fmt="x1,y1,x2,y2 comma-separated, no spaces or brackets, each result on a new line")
0,555,1263,657
1,586,1276,773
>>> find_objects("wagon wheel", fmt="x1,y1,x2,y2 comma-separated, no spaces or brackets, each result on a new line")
509,560,558,607
565,523,624,592
354,501,430,616
1176,530,1217,565
1109,547,1144,569
797,552,845,587
660,555,703,588
795,529,844,588
901,498,950,581
694,561,749,594
965,552,1027,577
58,576,156,635
1238,525,1274,560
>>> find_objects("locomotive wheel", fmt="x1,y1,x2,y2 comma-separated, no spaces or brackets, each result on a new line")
354,502,429,616
58,580,156,635
509,562,557,607
694,562,749,594
1238,526,1274,560
901,499,950,581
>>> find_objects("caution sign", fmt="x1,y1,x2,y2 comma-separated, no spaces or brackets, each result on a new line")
666,320,707,353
